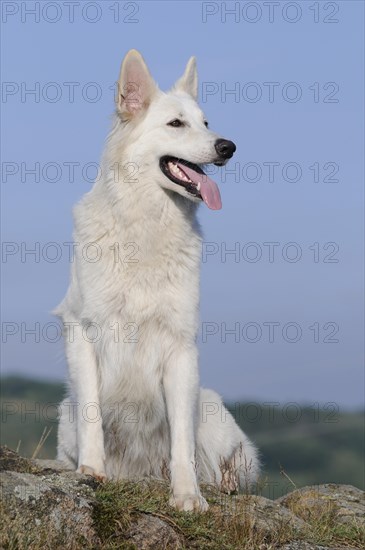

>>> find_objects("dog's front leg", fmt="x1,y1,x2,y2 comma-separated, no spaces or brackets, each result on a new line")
65,322,106,481
163,346,208,512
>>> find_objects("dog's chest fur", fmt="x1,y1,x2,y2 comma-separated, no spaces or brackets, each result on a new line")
62,183,202,407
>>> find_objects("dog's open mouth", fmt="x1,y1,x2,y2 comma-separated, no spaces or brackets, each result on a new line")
160,156,222,210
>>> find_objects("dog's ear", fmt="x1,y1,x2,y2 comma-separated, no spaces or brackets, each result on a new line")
116,50,158,118
172,57,198,99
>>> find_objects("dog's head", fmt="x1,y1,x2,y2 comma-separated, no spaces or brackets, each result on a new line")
116,50,236,210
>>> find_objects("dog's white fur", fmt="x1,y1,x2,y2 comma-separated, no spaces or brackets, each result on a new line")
56,50,259,512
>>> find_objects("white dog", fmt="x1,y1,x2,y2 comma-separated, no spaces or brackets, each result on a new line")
56,50,259,512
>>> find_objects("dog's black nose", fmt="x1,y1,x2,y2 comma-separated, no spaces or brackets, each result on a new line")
215,139,236,159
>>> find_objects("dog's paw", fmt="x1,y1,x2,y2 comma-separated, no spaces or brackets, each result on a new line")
169,493,209,513
77,464,107,483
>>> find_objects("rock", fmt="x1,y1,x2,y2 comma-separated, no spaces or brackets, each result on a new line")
1,448,364,549
0,445,39,474
277,484,365,527
1,446,100,548
232,494,307,536
0,447,184,550
33,458,73,472
126,514,183,549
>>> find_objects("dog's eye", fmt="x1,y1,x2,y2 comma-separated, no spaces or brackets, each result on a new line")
168,119,184,127
204,121,209,128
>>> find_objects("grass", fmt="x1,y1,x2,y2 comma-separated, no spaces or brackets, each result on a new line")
300,505,364,548
92,479,365,549
93,479,290,549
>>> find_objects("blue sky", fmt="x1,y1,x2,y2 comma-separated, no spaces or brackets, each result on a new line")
1,1,364,408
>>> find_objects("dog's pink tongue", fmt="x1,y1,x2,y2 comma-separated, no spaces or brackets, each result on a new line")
177,162,222,210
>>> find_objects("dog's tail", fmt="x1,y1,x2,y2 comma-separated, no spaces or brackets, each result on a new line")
196,388,260,493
